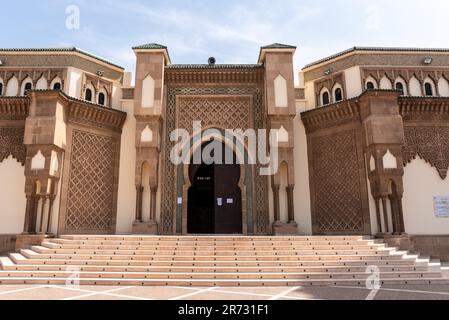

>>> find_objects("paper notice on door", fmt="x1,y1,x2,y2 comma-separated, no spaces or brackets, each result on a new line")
217,198,223,206
177,197,183,205
227,198,234,204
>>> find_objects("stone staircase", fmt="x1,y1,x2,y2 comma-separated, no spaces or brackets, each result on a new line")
0,235,446,287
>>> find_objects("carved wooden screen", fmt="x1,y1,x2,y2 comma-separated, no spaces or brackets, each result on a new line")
65,130,117,232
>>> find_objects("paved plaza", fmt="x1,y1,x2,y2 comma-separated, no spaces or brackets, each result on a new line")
1,283,449,300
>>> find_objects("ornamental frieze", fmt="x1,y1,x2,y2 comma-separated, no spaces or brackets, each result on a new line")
402,126,449,180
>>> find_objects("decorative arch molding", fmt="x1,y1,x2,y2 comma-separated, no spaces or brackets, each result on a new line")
161,85,268,235
141,74,155,109
402,126,449,179
36,76,48,90
314,72,346,106
6,76,19,96
365,75,378,89
379,75,393,90
176,128,251,235
274,74,288,108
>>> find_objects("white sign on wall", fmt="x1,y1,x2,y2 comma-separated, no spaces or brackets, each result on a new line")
434,196,449,218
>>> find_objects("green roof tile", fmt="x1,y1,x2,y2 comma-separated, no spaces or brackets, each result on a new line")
261,43,297,50
166,64,263,70
132,43,167,50
0,47,124,70
303,46,449,69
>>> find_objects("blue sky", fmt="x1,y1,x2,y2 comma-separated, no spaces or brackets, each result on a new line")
2,0,449,83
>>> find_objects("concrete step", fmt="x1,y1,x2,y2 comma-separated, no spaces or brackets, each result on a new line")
0,263,431,274
60,235,371,241
8,254,422,268
19,251,408,262
0,277,447,287
3,235,441,287
0,270,441,280
42,242,386,251
31,246,394,256
50,239,379,246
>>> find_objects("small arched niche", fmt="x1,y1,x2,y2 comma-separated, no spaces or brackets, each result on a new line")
274,74,288,108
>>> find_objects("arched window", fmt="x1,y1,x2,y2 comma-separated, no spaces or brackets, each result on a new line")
322,91,330,105
98,92,106,106
395,82,404,95
85,89,93,101
53,82,61,90
424,82,434,96
366,82,375,90
24,82,32,93
334,88,343,102
0,83,3,96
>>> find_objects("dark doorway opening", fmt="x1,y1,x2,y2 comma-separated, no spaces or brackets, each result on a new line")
187,141,243,234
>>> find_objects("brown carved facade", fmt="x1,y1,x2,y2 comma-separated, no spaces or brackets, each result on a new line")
400,97,449,180
310,130,365,233
64,130,118,232
302,90,406,235
0,127,26,165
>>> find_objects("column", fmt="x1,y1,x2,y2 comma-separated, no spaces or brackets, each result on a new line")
286,185,295,223
29,195,40,234
273,185,280,222
374,198,383,234
135,185,144,222
46,195,56,234
39,196,48,234
23,195,35,234
381,197,390,234
150,187,157,221
393,195,405,234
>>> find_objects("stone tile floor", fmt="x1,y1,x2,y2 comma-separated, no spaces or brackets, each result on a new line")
0,284,448,300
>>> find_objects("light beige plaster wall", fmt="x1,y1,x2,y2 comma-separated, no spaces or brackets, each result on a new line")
403,157,449,235
344,66,363,99
294,101,312,235
0,156,26,234
116,100,137,234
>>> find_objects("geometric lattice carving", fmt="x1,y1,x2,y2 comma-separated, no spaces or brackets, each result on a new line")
65,130,116,231
177,97,251,132
403,126,449,179
162,86,268,235
312,130,364,232
0,127,26,165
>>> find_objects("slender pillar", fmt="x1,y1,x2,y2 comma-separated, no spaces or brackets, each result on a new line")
286,186,295,223
135,185,144,222
396,196,405,234
150,187,157,221
381,197,389,234
39,196,47,233
374,198,383,234
46,195,56,234
23,195,35,234
273,185,280,222
29,195,40,234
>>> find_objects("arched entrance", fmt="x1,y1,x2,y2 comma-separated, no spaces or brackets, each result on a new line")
187,140,243,234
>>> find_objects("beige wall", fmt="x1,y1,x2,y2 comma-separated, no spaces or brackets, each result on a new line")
403,157,449,235
116,101,137,234
66,67,83,99
0,156,26,234
293,101,312,235
344,66,362,99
